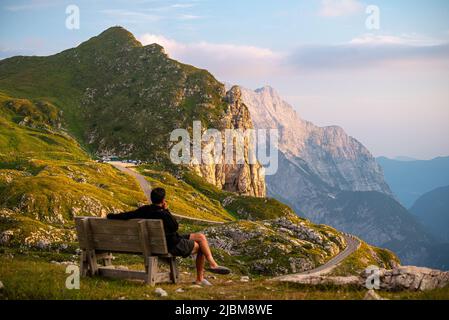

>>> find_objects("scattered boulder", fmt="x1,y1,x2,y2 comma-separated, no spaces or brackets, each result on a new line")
276,265,449,292
0,230,14,245
154,287,168,297
175,288,185,293
0,281,4,290
362,266,449,291
240,276,250,282
277,275,361,286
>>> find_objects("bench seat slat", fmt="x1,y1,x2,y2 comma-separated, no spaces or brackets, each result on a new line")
74,217,169,254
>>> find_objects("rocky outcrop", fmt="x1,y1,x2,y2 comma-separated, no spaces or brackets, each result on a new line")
239,86,443,268
240,86,391,194
361,266,449,291
191,86,266,197
277,274,361,286
277,265,449,291
203,217,346,276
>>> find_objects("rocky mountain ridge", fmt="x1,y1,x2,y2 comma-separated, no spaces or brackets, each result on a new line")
240,86,392,194
239,85,446,268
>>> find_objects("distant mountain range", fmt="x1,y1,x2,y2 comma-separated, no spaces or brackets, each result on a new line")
410,185,449,243
377,156,449,208
393,156,419,162
240,86,448,269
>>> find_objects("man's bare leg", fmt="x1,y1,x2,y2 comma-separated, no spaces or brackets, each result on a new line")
189,233,219,269
195,250,206,282
190,242,206,282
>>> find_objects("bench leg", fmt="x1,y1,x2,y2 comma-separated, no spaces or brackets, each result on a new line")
80,250,88,277
98,252,113,267
146,256,158,286
87,249,99,276
169,257,179,284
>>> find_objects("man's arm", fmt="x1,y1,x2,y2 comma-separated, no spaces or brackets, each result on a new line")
107,209,138,220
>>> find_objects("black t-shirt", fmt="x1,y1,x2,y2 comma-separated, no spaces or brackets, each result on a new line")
107,204,181,249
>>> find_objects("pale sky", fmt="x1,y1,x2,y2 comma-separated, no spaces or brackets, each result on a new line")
1,0,449,159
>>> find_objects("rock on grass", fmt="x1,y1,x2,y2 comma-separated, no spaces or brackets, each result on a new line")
155,287,168,297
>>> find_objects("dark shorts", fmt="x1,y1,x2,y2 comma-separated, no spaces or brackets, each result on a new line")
170,234,195,258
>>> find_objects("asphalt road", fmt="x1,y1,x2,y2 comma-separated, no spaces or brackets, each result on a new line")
274,235,361,281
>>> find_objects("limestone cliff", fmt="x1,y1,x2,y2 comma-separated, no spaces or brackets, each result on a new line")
191,86,266,197
238,85,446,268
240,86,391,194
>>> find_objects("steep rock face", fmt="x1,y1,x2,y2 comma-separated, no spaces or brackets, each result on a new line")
191,86,266,197
240,86,447,268
241,86,391,194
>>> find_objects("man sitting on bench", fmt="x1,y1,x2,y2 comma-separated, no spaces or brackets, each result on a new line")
107,187,230,286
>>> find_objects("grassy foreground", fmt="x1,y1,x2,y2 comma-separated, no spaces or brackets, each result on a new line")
1,249,448,300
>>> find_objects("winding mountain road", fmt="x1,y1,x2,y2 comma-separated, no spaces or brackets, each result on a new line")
108,161,361,275
274,235,361,282
108,161,224,225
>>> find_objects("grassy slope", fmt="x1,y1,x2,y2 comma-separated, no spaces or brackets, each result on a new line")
330,242,400,276
1,251,447,300
137,167,234,222
0,27,228,161
0,92,147,249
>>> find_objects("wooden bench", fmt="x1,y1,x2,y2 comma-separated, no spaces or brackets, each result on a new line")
74,216,179,286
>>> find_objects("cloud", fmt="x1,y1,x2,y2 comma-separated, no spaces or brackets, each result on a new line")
350,33,447,46
100,2,202,23
100,9,161,23
138,32,449,82
170,3,197,9
4,0,58,11
138,33,285,79
318,0,364,17
287,36,449,71
177,14,201,20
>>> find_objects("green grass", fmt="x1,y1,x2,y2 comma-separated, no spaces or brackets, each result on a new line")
137,167,234,222
1,251,447,300
330,242,401,276
182,171,297,220
0,92,147,248
0,27,228,162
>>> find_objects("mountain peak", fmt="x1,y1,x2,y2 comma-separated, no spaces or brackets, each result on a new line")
255,85,276,94
78,26,142,51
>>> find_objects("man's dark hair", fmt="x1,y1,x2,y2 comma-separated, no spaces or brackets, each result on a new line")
151,188,166,205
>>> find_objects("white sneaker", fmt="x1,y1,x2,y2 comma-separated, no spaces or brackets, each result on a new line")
196,279,213,286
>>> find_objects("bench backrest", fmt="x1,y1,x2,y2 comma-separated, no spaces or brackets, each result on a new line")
74,217,168,255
